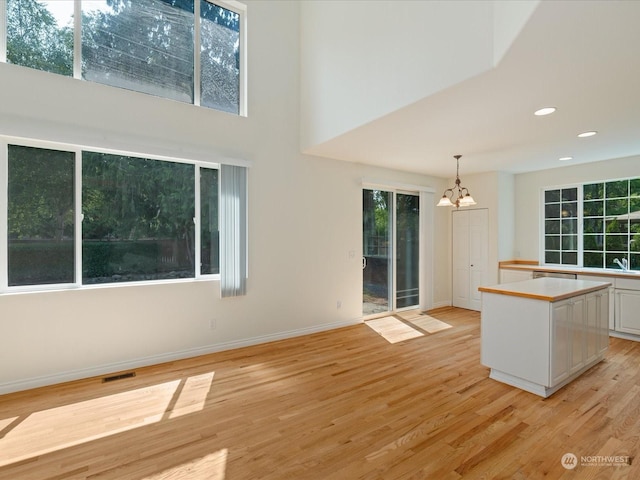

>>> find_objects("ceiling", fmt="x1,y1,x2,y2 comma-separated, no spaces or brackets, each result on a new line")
305,1,640,179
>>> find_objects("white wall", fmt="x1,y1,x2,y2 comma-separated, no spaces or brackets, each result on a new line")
300,0,494,151
492,0,539,64
0,1,450,393
514,155,640,261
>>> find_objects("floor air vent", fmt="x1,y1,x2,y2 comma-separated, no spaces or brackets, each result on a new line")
102,372,136,383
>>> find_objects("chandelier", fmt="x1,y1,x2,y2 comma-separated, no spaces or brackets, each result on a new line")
436,155,476,208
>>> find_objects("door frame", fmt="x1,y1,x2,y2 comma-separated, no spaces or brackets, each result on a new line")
362,179,435,318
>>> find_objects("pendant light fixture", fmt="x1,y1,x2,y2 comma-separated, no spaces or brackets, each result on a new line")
436,155,476,208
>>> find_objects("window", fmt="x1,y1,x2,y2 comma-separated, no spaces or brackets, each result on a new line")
7,145,75,286
2,140,236,292
5,0,73,76
200,0,240,114
82,0,195,104
583,178,640,270
542,177,640,271
200,167,219,275
82,152,195,284
543,187,578,265
2,0,245,115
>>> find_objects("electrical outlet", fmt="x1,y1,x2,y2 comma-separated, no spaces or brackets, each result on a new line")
337,300,342,309
209,319,217,330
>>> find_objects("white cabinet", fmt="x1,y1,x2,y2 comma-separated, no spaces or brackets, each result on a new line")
550,299,572,385
452,209,488,311
481,280,609,397
550,290,609,389
577,274,615,330
499,269,533,284
615,279,640,335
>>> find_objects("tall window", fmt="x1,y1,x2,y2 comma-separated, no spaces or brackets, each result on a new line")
583,178,640,270
200,0,240,114
2,141,231,292
200,167,219,274
543,187,578,265
542,178,640,271
8,145,75,286
2,0,245,115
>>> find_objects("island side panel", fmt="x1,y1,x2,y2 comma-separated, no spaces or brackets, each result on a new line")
481,292,551,387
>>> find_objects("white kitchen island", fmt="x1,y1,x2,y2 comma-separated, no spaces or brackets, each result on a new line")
479,277,610,397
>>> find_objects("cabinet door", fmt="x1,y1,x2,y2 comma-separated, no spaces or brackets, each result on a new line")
616,289,640,335
551,300,571,385
598,290,610,355
569,296,585,375
584,292,599,364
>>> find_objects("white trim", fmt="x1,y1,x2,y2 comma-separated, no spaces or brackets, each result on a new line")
0,143,7,290
195,165,202,278
432,300,452,309
362,177,436,193
0,316,363,395
0,0,6,63
0,134,250,169
74,147,83,285
194,0,202,106
420,190,435,311
74,0,82,79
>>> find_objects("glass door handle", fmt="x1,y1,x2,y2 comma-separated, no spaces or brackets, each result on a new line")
362,256,367,270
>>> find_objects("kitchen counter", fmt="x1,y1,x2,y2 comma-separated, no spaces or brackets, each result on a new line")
499,260,640,279
480,277,609,397
479,277,611,302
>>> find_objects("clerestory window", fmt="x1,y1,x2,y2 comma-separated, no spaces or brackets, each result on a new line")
2,0,245,115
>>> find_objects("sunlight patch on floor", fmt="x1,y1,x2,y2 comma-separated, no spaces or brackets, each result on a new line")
408,315,453,333
365,316,424,343
0,372,215,468
144,448,228,480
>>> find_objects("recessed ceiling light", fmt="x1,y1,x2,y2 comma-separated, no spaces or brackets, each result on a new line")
578,131,597,138
534,107,556,116
559,156,573,161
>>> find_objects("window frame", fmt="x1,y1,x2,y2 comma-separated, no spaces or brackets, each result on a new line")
541,177,640,270
0,0,247,116
0,136,222,294
541,185,581,267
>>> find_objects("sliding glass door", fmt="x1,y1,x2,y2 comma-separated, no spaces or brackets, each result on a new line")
363,189,420,316
396,193,420,308
363,190,392,315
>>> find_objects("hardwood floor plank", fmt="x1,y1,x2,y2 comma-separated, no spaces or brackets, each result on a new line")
1,307,640,479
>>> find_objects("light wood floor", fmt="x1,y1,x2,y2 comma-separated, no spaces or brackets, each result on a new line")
1,307,639,479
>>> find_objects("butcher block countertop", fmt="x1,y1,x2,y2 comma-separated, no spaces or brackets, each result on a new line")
499,260,640,279
479,277,611,302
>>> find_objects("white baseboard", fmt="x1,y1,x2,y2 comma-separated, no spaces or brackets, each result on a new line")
431,300,452,309
0,317,363,395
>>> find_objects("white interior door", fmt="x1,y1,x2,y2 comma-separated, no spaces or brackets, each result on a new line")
452,211,470,309
453,209,488,311
468,209,488,311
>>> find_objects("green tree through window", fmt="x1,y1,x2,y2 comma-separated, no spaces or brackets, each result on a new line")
4,0,242,113
6,0,73,75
